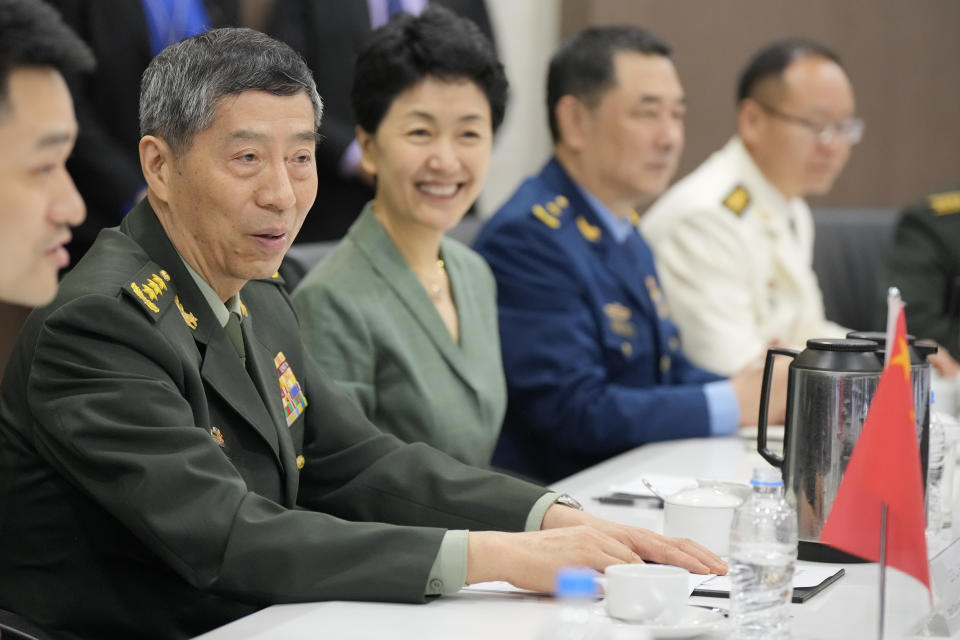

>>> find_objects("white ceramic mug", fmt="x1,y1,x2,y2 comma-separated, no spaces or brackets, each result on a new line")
598,564,690,622
662,485,743,556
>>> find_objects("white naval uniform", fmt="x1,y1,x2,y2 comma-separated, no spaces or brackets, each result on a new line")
641,136,846,376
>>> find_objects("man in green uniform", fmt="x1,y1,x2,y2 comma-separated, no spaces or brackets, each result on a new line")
0,0,92,306
0,27,722,639
884,183,960,364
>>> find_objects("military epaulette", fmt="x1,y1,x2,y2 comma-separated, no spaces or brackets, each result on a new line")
929,191,960,216
722,185,751,216
529,194,570,229
122,264,175,323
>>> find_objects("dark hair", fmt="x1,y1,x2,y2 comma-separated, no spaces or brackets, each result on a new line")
140,28,322,156
546,26,672,142
351,5,507,134
736,39,843,103
0,0,95,121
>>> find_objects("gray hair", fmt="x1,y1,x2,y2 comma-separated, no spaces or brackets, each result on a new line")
139,28,322,155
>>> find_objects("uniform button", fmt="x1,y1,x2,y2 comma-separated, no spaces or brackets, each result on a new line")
296,455,305,470
429,578,444,593
668,336,680,351
621,342,633,358
660,355,672,373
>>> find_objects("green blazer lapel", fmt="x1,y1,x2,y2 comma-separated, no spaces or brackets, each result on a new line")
439,238,490,393
121,201,282,465
350,206,480,392
242,317,299,505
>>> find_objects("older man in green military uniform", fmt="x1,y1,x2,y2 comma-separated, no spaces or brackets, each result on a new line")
0,27,722,639
884,183,960,364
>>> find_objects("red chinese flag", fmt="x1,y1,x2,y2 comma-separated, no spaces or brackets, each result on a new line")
820,308,931,591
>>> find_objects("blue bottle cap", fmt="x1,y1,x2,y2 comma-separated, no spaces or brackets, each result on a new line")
750,467,784,487
554,567,598,597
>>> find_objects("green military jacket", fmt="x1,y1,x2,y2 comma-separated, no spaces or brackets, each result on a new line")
292,205,506,467
884,183,960,359
0,200,546,639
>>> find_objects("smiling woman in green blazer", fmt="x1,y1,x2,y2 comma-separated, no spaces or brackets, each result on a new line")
292,7,507,467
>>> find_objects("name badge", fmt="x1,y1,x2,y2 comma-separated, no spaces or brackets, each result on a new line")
275,351,308,426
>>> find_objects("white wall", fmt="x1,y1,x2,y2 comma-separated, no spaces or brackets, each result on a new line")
477,0,560,218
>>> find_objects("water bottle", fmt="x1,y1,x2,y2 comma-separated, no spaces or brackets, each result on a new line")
729,467,798,639
940,413,959,534
538,567,601,640
926,392,946,544
539,567,650,640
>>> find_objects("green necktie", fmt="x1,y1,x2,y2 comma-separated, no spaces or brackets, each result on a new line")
224,311,245,364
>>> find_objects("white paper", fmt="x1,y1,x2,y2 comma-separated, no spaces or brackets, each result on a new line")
694,565,843,593
465,566,842,599
689,572,716,593
462,581,547,596
609,473,698,498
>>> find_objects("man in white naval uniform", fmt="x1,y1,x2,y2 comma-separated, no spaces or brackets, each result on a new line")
642,39,862,376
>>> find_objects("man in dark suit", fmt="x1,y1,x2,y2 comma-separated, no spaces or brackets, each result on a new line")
0,0,91,306
0,27,723,639
45,0,240,266
268,0,495,242
474,26,788,483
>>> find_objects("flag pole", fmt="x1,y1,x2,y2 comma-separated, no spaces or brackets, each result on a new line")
878,501,888,640
885,287,902,367
877,287,897,640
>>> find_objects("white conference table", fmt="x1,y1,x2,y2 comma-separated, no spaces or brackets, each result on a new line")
196,436,944,640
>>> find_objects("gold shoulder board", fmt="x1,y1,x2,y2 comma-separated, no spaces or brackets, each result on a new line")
122,263,177,322
929,191,960,216
722,185,751,216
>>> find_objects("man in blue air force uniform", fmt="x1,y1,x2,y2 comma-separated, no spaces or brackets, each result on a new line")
475,26,787,483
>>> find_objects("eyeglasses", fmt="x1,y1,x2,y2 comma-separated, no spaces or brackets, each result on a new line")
754,100,865,145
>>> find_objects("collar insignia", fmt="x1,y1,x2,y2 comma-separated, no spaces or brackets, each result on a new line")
576,216,601,242
175,296,198,330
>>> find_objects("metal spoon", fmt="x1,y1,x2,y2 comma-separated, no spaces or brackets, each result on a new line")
641,477,667,501
690,604,729,618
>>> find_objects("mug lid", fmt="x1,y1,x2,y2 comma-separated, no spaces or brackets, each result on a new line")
665,486,743,507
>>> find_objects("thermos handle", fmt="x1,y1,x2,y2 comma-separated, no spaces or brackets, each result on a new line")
757,346,799,468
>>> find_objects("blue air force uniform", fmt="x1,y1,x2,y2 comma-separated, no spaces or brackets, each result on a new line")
474,159,732,483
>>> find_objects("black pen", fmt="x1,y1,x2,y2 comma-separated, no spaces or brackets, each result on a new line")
594,495,635,506
592,494,664,508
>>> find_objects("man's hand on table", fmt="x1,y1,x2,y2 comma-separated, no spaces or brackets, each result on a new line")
731,353,789,426
928,345,960,378
464,504,727,594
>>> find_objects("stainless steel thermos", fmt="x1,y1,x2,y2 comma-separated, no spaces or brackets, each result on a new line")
756,336,932,562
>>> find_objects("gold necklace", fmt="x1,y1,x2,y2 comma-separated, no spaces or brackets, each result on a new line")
429,259,446,301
